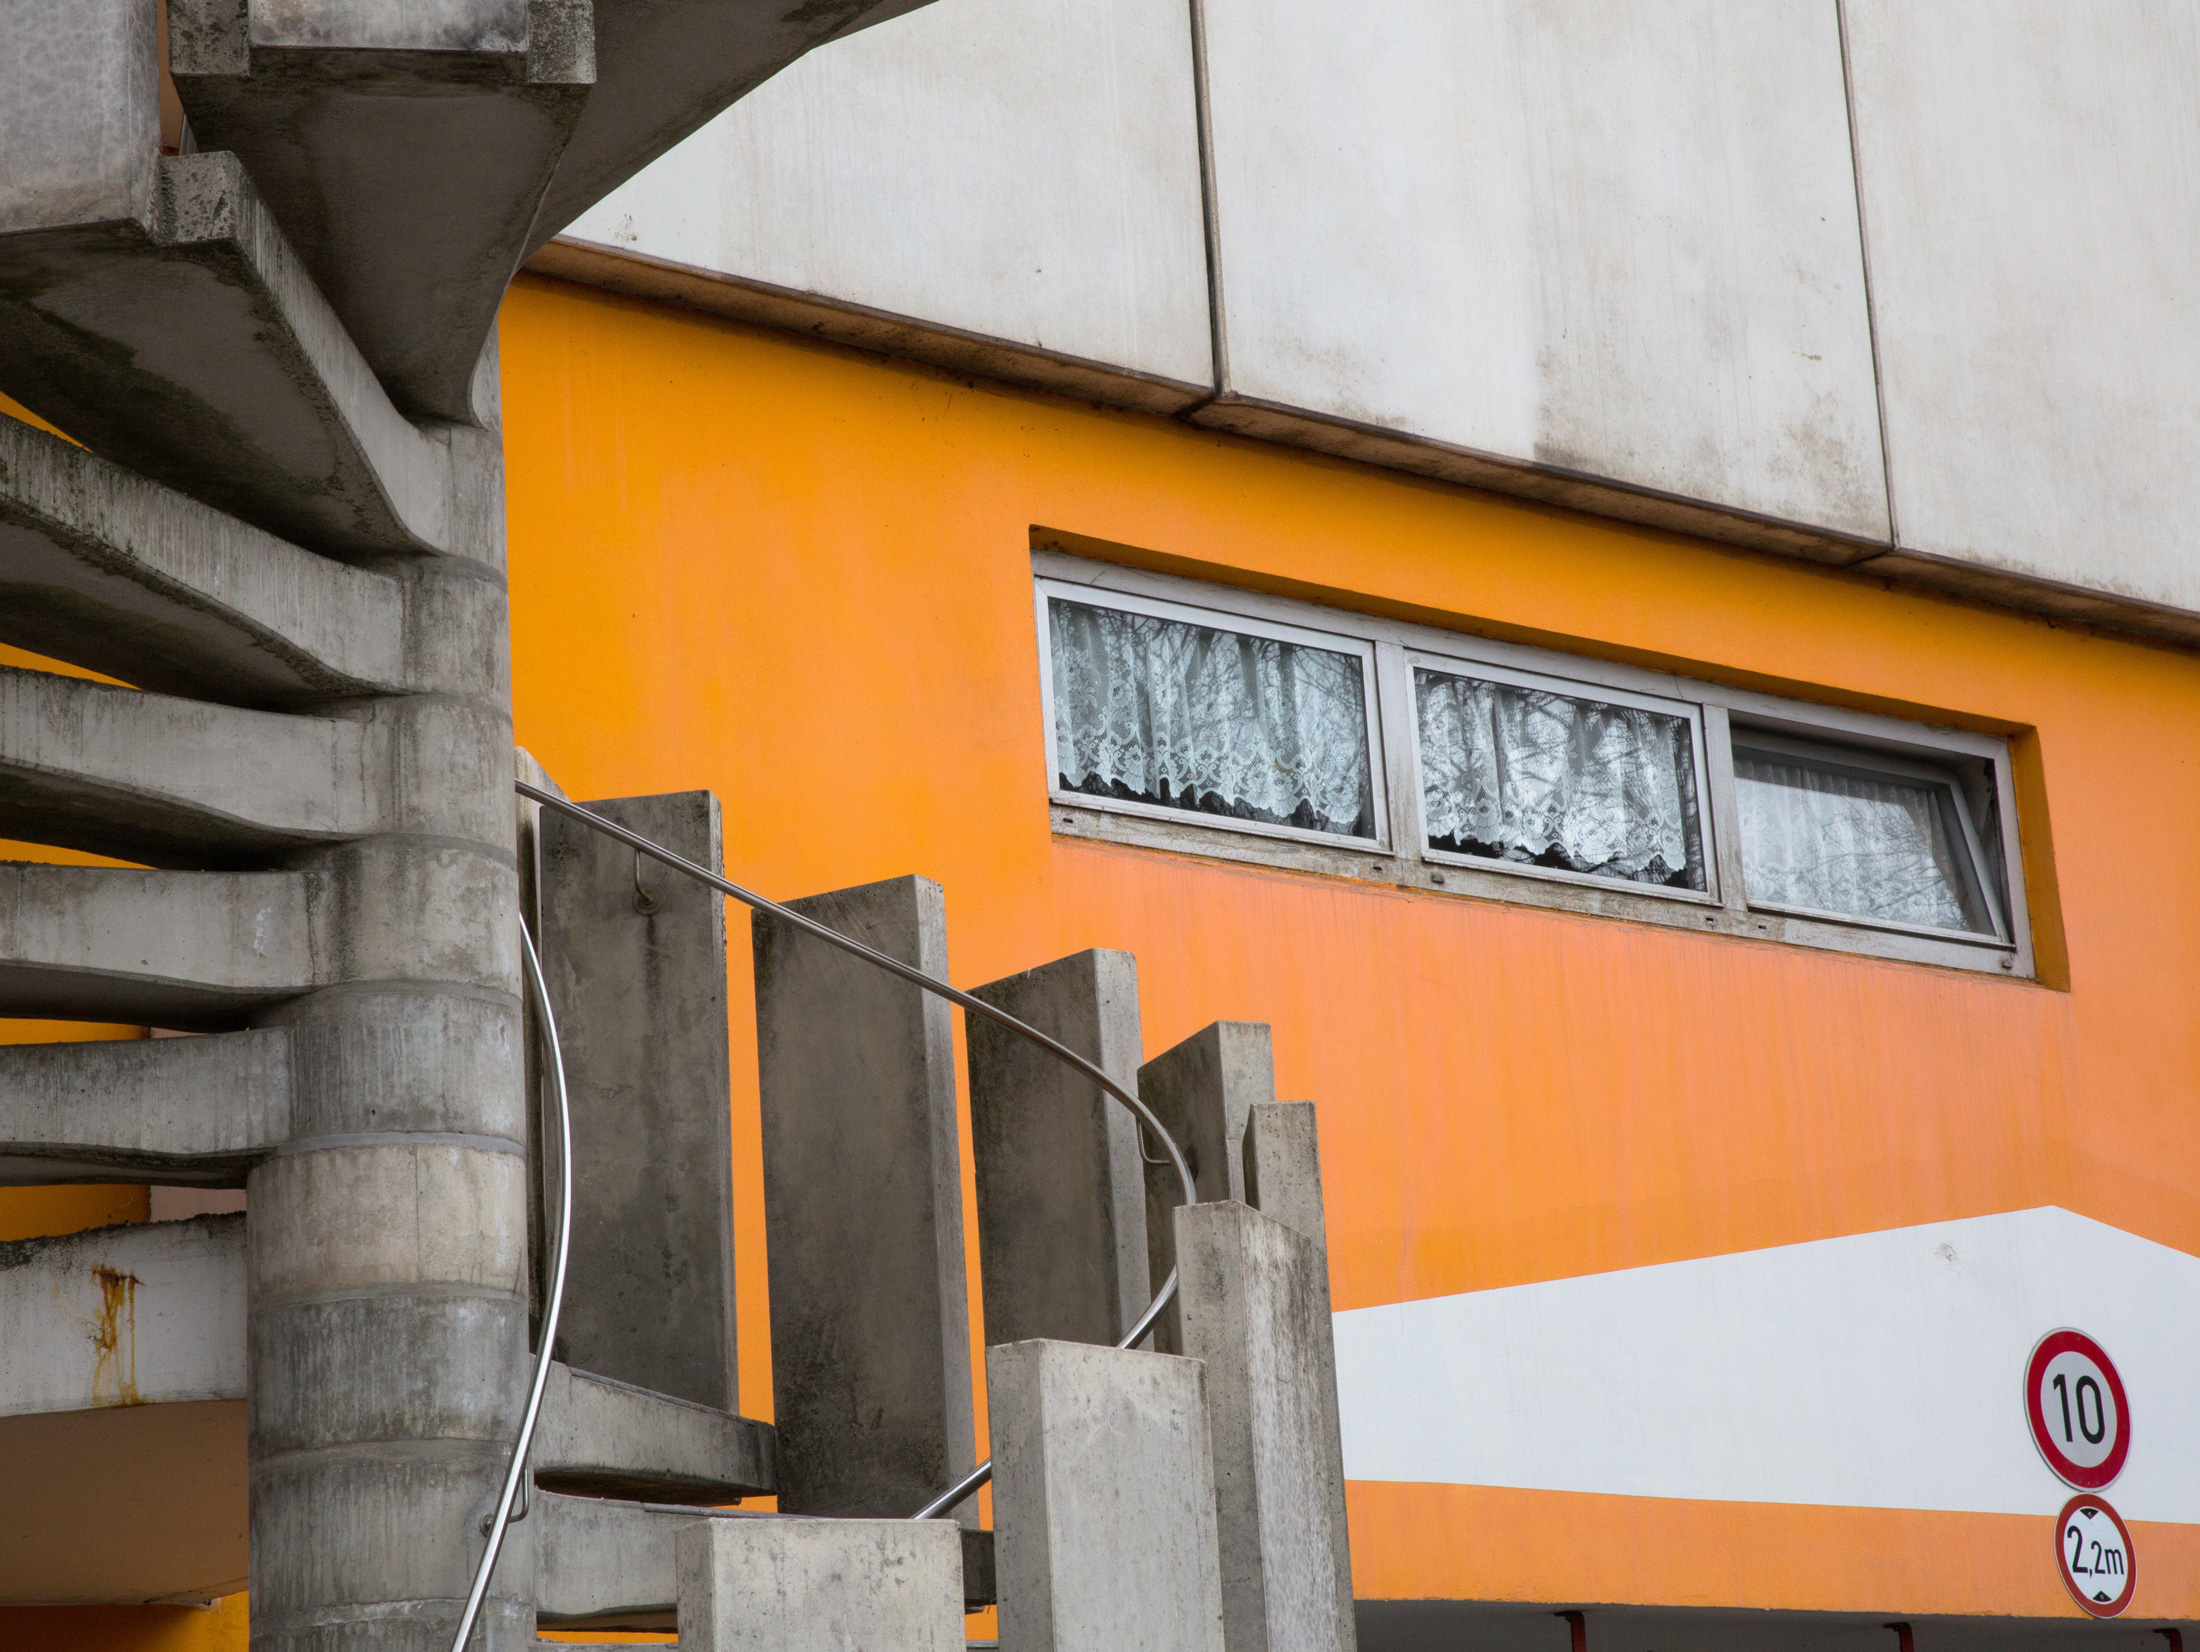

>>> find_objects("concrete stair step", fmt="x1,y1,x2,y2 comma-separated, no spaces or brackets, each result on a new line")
0,665,376,867
535,1363,774,1504
0,416,406,709
169,0,593,425
0,1029,289,1186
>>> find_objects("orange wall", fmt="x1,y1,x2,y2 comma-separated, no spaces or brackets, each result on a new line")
495,274,2200,1618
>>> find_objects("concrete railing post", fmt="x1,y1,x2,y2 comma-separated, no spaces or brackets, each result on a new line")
988,1338,1227,1652
674,1516,965,1652
752,875,975,1518
1243,1100,1328,1254
968,949,1148,1347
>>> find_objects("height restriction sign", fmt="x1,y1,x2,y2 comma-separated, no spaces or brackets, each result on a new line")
2055,1494,2136,1617
2025,1330,2129,1490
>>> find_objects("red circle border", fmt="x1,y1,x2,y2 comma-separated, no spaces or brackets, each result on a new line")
2054,1493,2137,1618
2025,1329,2130,1490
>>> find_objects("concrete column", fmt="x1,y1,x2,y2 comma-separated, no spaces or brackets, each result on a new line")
1175,1202,1355,1652
968,949,1147,1348
246,541,530,1652
540,789,737,1410
674,1516,965,1652
1138,1022,1275,1352
1243,1100,1327,1254
987,1338,1227,1652
752,875,974,1519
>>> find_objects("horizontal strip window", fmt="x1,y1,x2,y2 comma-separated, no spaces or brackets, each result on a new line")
1034,551,2036,980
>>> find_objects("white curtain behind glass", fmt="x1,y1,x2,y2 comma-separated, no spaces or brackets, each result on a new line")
1048,599,1375,838
1734,755,1987,932
1415,670,1705,889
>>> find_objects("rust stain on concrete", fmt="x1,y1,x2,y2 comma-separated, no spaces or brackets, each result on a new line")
90,1264,142,1406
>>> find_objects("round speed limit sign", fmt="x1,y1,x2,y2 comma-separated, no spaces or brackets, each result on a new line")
2025,1330,2129,1489
2055,1494,2136,1617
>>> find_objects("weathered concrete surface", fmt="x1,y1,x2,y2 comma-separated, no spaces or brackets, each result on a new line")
969,949,1148,1349
1243,1101,1327,1253
169,0,593,423
0,150,484,563
541,790,736,1411
988,1339,1227,1652
1140,1020,1274,1353
0,1028,290,1185
0,1214,246,1418
550,0,1212,402
0,415,409,708
753,875,974,1520
1846,0,2200,623
676,1513,965,1652
531,1490,693,1630
1176,1202,1354,1652
534,1360,773,1503
0,0,159,239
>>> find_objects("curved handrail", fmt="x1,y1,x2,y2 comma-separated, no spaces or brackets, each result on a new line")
514,780,1200,1518
449,919,575,1652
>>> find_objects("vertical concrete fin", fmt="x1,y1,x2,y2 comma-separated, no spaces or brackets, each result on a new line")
988,1338,1228,1652
968,948,1148,1348
1243,1100,1327,1254
1139,1021,1275,1352
752,874,974,1518
1175,1202,1355,1652
675,1515,964,1652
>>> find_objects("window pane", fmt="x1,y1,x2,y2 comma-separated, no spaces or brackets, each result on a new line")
1414,669,1706,889
1734,750,1991,933
1048,598,1376,839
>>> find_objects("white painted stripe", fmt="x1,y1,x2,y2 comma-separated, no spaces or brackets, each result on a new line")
1333,1207,2200,1520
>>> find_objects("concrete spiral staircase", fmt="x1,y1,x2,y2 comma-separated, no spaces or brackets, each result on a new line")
0,5,1359,1650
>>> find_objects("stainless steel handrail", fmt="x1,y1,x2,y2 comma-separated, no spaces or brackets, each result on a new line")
449,920,574,1652
513,780,1200,1519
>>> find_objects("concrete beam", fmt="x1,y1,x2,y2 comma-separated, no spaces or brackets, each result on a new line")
752,875,975,1520
675,1514,965,1652
968,949,1148,1348
534,1361,773,1503
0,863,321,1029
168,0,593,424
987,1338,1227,1652
0,1028,290,1186
1140,1021,1275,1353
1243,1101,1327,1253
532,1490,693,1630
0,150,487,563
0,416,408,708
0,0,159,240
541,791,737,1411
1176,1202,1354,1652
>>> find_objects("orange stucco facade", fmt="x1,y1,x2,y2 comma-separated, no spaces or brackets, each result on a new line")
8,270,2196,1643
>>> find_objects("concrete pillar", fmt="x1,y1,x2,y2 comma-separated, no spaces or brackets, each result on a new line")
1138,1022,1275,1352
1175,1202,1355,1652
968,949,1147,1348
1243,1100,1327,1254
674,1516,965,1652
540,789,737,1410
987,1338,1227,1652
752,875,974,1519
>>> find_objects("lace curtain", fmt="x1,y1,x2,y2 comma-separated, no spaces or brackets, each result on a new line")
1048,599,1376,838
1734,755,1986,932
1415,669,1705,888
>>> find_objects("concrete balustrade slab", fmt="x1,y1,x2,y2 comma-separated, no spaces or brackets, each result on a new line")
1243,1101,1328,1254
0,1027,290,1185
533,1489,696,1630
675,1513,964,1652
534,1361,774,1503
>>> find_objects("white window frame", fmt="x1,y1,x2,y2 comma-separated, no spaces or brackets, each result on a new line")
1032,549,2036,981
1034,577,1391,852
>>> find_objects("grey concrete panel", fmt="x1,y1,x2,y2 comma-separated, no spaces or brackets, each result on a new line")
0,1027,290,1185
1845,0,2200,618
0,0,159,237
1198,0,1887,541
1139,1021,1273,1354
987,1338,1227,1652
0,415,409,708
675,1514,965,1652
968,949,1148,1350
169,0,592,423
1242,1101,1325,1254
555,0,1213,393
540,790,737,1411
1175,1203,1354,1652
0,1214,246,1418
752,875,974,1520
0,152,480,563
0,863,322,1028
531,1490,692,1629
533,1360,774,1503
